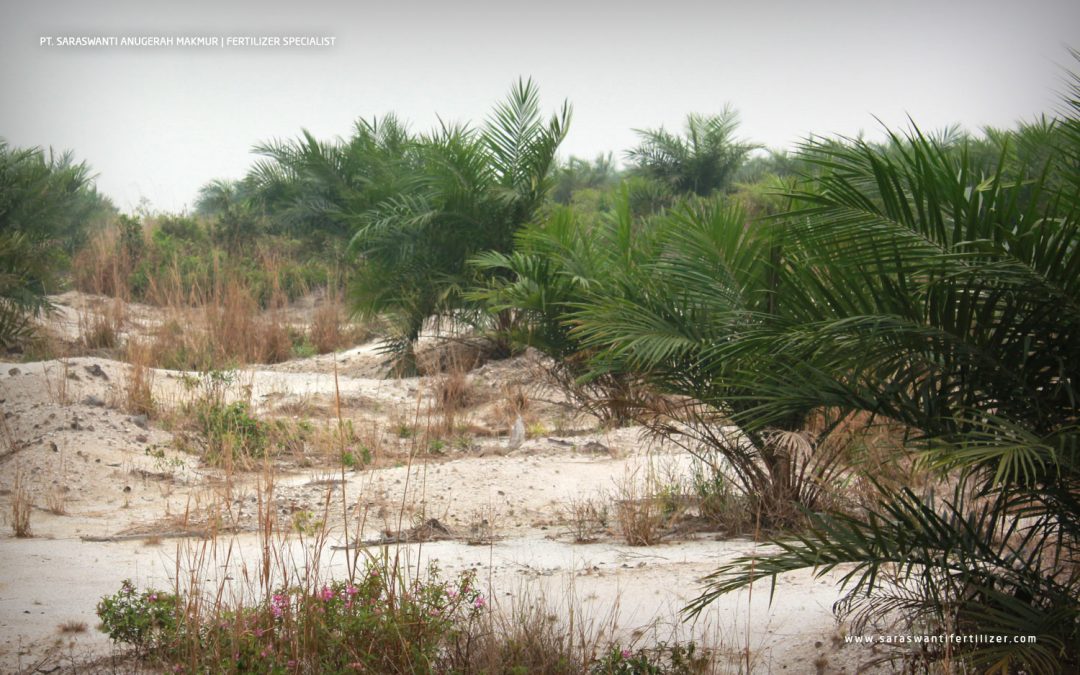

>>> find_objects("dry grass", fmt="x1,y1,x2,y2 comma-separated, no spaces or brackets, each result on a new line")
430,362,474,437
57,620,89,634
563,496,608,543
11,467,33,537
465,505,500,545
612,466,667,546
77,298,126,351
45,485,68,516
205,279,292,365
76,225,310,370
811,409,921,512
310,298,344,354
0,411,16,456
123,340,156,417
43,359,73,405
71,226,134,300
445,588,620,674
136,277,297,371
44,450,70,515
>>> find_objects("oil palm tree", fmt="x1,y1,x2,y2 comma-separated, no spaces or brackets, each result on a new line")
551,153,619,204
245,114,416,242
626,106,759,197
0,140,106,346
349,79,570,372
470,189,666,422
645,116,1079,672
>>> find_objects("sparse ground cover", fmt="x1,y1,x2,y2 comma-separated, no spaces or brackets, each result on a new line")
1,291,891,674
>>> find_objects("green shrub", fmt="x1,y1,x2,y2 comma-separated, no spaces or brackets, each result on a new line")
96,580,179,651
155,214,206,243
290,330,317,358
195,399,267,463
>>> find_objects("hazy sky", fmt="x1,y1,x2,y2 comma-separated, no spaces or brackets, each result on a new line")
2,0,1078,213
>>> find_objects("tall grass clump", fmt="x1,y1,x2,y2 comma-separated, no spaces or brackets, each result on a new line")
123,340,156,416
10,467,33,537
71,211,345,368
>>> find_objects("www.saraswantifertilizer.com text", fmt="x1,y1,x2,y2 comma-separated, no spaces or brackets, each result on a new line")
40,36,337,47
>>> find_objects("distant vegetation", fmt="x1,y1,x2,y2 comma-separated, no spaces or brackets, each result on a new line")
3,61,1078,672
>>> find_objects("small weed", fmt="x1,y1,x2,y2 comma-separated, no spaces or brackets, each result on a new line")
466,506,499,545
591,641,709,674
291,510,324,536
563,496,608,543
291,332,317,359
45,485,68,516
691,464,752,533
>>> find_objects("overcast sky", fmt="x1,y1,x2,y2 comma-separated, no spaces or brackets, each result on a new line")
2,0,1078,213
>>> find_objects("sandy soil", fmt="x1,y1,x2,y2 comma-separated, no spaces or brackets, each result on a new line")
0,293,889,673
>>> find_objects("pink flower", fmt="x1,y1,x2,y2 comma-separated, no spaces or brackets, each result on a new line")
320,586,334,602
271,593,287,618
345,585,358,597
148,594,157,602
473,596,486,609
621,649,632,659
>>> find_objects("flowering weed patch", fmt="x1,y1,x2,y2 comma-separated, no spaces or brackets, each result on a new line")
98,562,486,673
96,580,179,653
